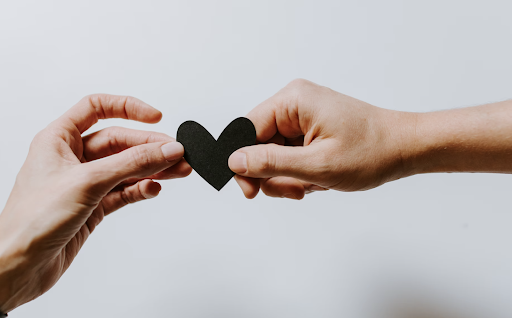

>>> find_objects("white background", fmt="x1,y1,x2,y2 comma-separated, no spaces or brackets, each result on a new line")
1,1,512,317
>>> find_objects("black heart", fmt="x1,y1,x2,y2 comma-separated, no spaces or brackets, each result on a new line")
176,117,256,191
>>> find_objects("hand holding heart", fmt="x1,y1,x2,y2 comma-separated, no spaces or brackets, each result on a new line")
228,79,414,199
0,95,191,313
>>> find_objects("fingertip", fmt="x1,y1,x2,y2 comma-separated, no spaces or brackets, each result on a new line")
161,141,185,162
138,179,161,199
229,151,247,174
140,110,162,124
295,189,306,200
146,180,162,198
183,162,193,177
135,98,163,123
234,175,260,199
150,110,163,123
175,159,193,177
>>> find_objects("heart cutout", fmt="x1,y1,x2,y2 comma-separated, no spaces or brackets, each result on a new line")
176,117,256,191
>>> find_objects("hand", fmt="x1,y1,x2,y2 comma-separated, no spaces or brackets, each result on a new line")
0,95,191,313
228,79,415,199
229,79,512,200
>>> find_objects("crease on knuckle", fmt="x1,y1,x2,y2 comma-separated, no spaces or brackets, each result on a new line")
121,182,147,204
120,188,136,205
86,94,107,120
122,96,134,119
104,126,125,154
252,146,276,176
131,147,152,171
287,78,310,90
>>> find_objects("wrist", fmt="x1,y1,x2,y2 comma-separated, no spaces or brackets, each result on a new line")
0,247,30,313
390,110,450,177
396,101,512,175
0,214,33,313
382,110,424,180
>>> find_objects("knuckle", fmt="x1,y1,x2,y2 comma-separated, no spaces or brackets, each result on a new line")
123,95,139,110
124,96,137,105
130,147,153,171
82,94,104,106
120,188,138,204
30,124,66,150
280,79,317,109
104,126,124,153
287,78,311,89
87,210,104,231
285,79,316,96
83,94,106,119
250,146,277,176
30,130,46,147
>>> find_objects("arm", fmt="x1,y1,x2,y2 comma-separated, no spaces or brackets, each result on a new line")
228,79,512,199
405,101,512,175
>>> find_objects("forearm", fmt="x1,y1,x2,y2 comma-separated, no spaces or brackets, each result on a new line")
402,100,512,175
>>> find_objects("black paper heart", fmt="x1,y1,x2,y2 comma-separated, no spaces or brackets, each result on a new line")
176,117,256,191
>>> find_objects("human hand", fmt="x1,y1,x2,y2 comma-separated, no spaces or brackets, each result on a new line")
0,95,191,313
228,79,415,199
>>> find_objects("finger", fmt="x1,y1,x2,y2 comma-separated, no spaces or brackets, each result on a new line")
264,133,285,145
260,177,305,200
285,135,305,146
247,79,320,142
82,126,174,161
228,142,329,184
85,141,185,192
143,158,192,180
233,175,260,199
260,177,328,199
261,133,303,146
119,158,192,185
303,182,329,194
100,179,161,216
60,94,162,134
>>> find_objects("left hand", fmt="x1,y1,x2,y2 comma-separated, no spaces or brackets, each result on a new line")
0,94,191,313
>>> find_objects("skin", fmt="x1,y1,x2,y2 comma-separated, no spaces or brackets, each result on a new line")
0,94,191,313
2,80,512,314
228,79,512,199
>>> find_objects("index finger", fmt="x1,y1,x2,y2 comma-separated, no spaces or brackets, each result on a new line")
247,79,317,142
60,94,162,134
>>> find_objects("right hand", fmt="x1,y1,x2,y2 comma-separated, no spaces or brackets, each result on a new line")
228,79,416,199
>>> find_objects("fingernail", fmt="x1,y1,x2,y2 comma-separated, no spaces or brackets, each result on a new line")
161,142,184,162
144,182,162,199
229,152,247,173
284,193,299,200
309,185,328,191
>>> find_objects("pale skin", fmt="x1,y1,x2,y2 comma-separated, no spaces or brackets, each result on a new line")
2,80,512,314
0,95,192,313
228,79,512,199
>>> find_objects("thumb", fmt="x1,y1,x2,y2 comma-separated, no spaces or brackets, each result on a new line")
228,143,325,183
85,141,184,191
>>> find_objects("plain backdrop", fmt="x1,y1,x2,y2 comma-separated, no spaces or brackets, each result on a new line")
1,1,512,317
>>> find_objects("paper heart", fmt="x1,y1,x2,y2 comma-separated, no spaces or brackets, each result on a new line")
176,117,256,191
